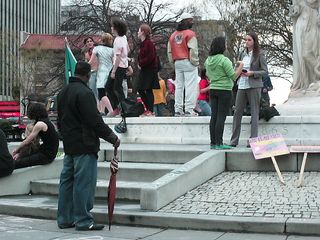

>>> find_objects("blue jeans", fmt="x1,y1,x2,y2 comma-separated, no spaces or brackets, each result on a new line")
153,103,166,116
197,100,211,116
57,154,97,228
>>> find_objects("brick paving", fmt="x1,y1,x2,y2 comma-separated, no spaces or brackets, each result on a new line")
159,172,320,218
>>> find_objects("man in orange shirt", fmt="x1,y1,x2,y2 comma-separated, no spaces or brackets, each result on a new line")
167,13,199,117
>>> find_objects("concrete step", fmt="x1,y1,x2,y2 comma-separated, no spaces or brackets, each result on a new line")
100,116,320,146
0,194,310,235
226,148,298,171
100,144,206,163
30,179,148,201
97,162,182,182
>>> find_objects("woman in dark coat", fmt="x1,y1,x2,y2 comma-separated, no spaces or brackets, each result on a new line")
137,24,160,116
12,102,59,169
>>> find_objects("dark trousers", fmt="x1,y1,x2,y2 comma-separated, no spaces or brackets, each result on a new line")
0,167,13,178
139,89,154,112
14,152,53,169
210,89,232,145
106,67,127,109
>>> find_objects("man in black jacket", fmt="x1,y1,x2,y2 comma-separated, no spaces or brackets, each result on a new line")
57,61,120,231
0,129,14,178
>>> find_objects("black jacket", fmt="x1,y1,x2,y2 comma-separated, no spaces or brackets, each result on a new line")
0,129,14,177
57,77,118,155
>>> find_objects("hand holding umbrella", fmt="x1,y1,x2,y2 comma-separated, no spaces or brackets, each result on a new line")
107,140,120,230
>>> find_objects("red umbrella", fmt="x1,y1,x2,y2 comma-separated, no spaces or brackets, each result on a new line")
107,146,119,230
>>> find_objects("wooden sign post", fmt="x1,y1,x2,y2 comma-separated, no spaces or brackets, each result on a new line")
249,133,289,185
290,145,320,187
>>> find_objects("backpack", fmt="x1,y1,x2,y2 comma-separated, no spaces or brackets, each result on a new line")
120,98,145,118
114,98,145,134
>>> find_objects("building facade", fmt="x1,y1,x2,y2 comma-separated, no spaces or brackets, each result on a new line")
0,0,60,100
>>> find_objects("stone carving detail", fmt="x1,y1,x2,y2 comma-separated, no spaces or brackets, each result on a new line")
291,0,320,91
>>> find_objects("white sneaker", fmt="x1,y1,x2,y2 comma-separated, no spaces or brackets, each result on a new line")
184,110,198,117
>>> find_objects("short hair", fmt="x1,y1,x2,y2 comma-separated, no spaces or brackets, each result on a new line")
27,102,48,120
209,36,226,56
101,32,113,46
139,24,151,38
111,18,127,36
74,61,91,77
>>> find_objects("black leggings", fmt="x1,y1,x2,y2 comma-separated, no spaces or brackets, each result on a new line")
14,152,54,169
0,167,13,178
105,67,127,109
138,89,154,112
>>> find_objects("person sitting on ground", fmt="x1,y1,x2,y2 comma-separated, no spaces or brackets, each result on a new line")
12,102,59,169
0,129,14,178
196,69,211,116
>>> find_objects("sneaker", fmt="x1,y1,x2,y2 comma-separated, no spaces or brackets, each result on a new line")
141,110,155,117
58,223,75,229
76,223,104,231
109,108,120,117
210,145,217,149
215,144,233,150
184,110,198,117
174,112,183,117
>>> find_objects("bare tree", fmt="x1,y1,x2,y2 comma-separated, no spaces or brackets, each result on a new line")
198,0,293,82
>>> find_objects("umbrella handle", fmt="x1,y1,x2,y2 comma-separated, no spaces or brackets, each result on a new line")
114,146,118,157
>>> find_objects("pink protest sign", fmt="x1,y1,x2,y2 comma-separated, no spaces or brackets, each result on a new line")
249,133,289,160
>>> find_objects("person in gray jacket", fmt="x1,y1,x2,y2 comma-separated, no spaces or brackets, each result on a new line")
230,31,268,147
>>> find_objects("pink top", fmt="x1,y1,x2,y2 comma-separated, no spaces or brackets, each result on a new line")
167,79,175,95
113,36,129,68
197,78,210,101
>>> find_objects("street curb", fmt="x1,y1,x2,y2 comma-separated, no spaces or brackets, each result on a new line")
0,202,305,235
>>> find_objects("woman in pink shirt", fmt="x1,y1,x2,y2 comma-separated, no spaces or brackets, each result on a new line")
197,69,211,116
106,18,129,112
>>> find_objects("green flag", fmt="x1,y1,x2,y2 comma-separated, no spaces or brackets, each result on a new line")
64,38,77,84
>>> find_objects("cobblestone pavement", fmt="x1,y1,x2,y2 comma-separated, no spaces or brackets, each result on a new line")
159,172,320,218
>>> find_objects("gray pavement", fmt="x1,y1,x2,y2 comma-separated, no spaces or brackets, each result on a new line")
1,214,320,240
159,172,320,219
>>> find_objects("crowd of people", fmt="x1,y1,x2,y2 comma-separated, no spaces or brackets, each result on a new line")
0,14,274,230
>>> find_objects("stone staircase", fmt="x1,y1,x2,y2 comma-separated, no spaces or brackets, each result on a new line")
2,116,320,234
30,162,182,201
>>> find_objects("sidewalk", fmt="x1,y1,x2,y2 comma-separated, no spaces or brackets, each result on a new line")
0,214,318,240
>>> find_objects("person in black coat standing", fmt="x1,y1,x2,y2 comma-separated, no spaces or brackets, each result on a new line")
0,129,14,178
57,61,120,231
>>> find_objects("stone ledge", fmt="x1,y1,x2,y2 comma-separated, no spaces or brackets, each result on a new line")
0,157,63,196
140,151,225,211
103,116,320,145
